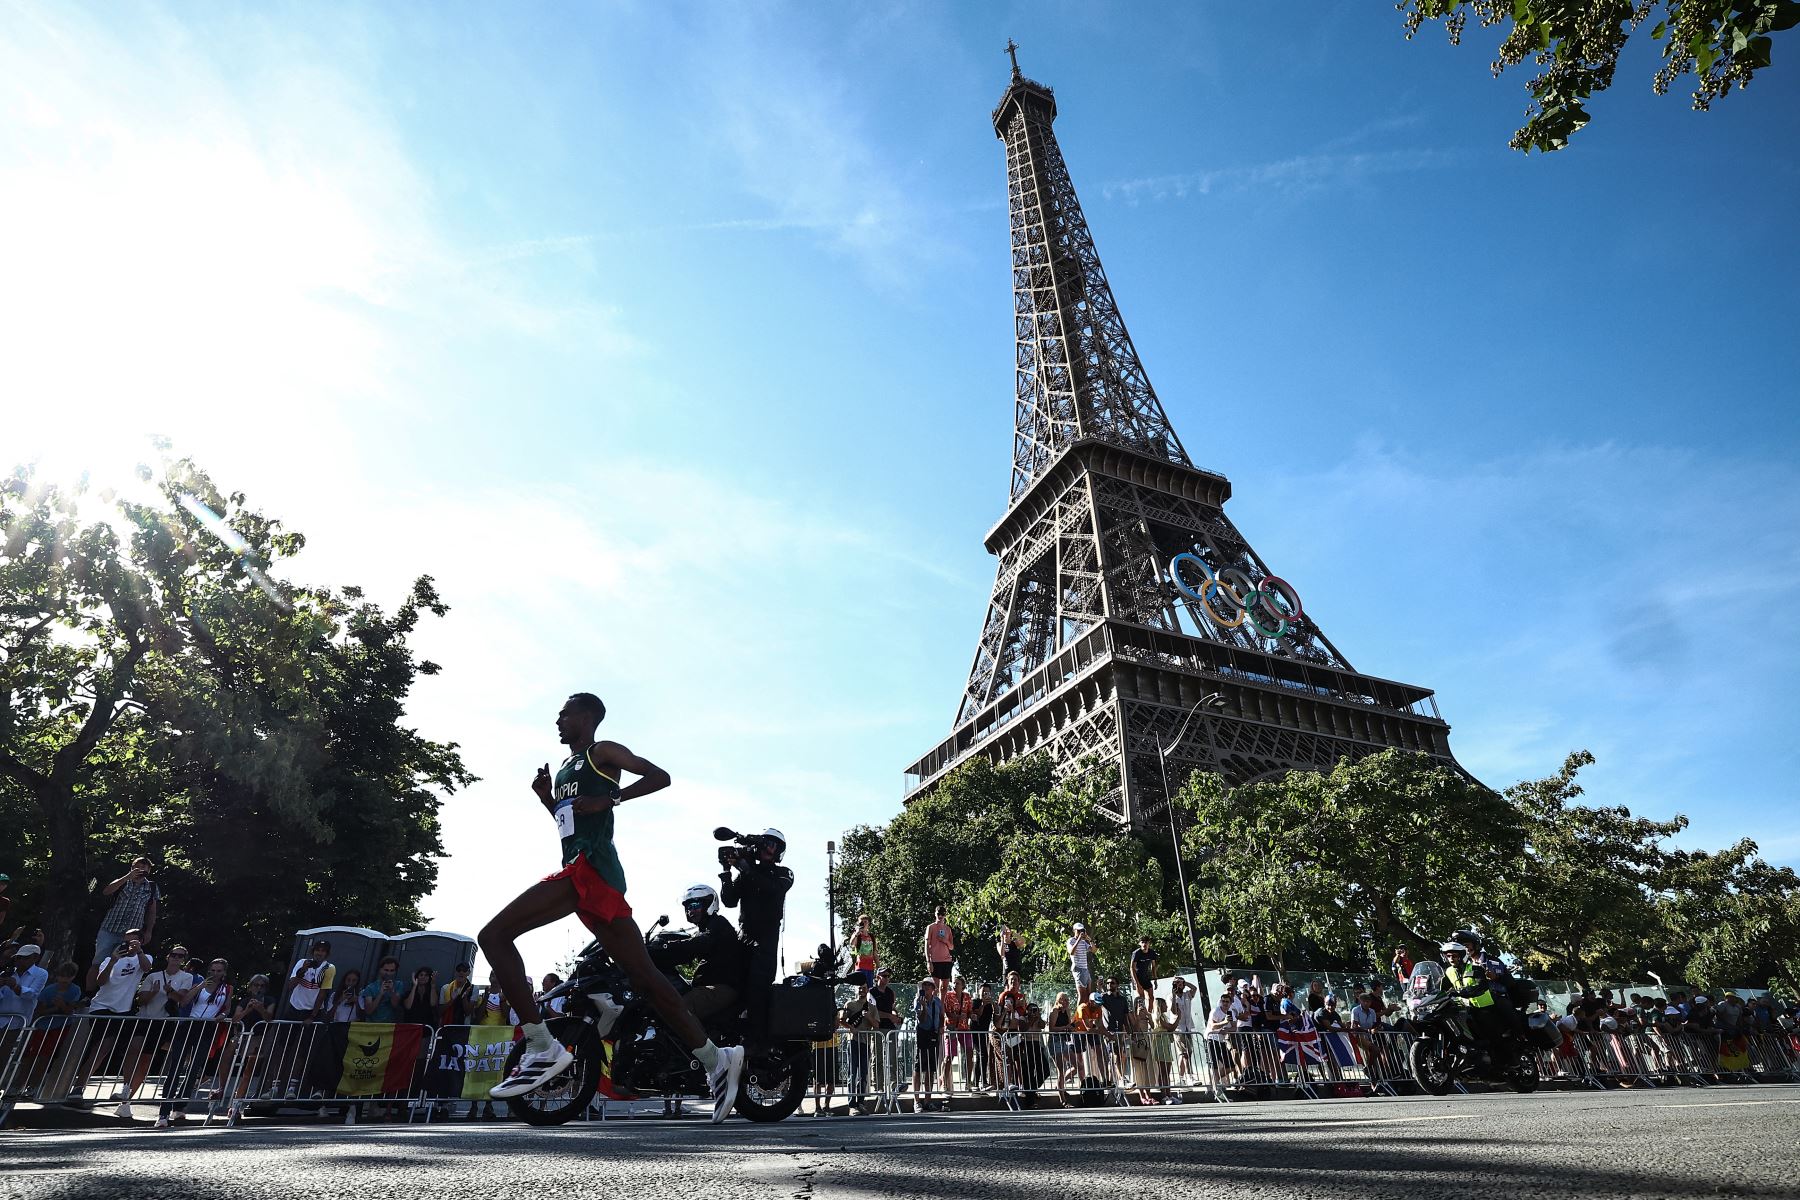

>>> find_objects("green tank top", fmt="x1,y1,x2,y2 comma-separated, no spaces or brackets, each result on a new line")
552,746,626,891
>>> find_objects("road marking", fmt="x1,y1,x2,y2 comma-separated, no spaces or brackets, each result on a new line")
1289,1114,1475,1126
1648,1098,1800,1109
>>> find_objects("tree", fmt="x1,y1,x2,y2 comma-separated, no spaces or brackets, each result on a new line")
1176,749,1522,967
831,755,1046,984
0,458,473,968
831,755,1177,986
1491,750,1681,986
1659,840,1800,994
958,767,1181,983
1402,1,1800,151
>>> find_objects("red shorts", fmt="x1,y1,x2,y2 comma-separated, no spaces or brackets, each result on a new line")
544,853,632,932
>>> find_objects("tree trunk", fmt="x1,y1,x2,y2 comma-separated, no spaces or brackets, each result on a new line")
35,780,90,966
1371,893,1436,964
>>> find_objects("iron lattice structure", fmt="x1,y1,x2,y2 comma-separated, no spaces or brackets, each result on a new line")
904,60,1461,827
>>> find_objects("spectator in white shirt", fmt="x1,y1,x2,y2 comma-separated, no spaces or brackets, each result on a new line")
188,959,234,1022
90,931,152,1015
1205,992,1239,1084
1066,922,1095,999
281,939,337,1022
117,945,199,1109
138,946,200,1020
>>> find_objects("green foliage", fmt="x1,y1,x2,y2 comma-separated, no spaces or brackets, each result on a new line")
0,459,473,972
1177,749,1522,965
963,768,1181,982
1659,841,1800,994
1492,750,1683,984
1401,1,1800,151
834,742,1798,994
831,756,1047,984
832,756,1175,985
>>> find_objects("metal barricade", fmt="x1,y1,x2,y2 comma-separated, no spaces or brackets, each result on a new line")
1213,1031,1299,1101
1306,1027,1378,1095
1008,1030,1126,1108
1359,1030,1412,1095
410,1023,519,1121
1745,1031,1799,1082
0,1013,240,1122
840,1029,882,1113
217,1020,437,1126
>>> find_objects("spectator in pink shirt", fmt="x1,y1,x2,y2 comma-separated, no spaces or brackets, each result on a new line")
924,905,955,986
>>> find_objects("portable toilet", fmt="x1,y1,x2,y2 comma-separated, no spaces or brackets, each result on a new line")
386,929,478,994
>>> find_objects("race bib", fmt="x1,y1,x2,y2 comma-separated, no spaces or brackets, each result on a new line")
554,801,575,838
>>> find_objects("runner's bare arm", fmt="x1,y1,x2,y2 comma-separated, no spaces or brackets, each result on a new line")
591,740,671,804
531,763,555,811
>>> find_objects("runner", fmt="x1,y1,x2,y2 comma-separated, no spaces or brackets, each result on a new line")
478,692,745,1121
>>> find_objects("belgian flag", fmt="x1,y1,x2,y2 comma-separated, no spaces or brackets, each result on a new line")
336,1021,425,1097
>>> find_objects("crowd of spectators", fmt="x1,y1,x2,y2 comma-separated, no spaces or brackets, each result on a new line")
0,856,589,1128
811,904,1800,1114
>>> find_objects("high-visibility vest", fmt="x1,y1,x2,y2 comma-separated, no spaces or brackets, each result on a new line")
1447,962,1496,1008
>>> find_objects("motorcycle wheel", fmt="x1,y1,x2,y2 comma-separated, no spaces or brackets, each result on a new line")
734,1046,811,1123
504,1017,602,1126
1510,1048,1540,1094
1409,1036,1454,1096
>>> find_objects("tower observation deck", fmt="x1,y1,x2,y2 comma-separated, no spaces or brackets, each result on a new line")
903,54,1460,827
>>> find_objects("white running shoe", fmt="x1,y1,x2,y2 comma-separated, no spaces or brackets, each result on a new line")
708,1045,745,1124
490,1042,574,1100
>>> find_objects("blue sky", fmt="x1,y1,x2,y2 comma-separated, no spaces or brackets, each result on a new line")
5,2,1797,975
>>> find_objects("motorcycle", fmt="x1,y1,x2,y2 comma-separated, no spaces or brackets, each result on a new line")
1405,960,1540,1095
501,918,840,1125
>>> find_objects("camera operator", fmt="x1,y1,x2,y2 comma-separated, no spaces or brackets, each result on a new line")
649,884,747,1023
719,827,792,1040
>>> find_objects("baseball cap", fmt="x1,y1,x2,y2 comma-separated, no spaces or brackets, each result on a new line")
1072,922,1085,931
14,944,41,956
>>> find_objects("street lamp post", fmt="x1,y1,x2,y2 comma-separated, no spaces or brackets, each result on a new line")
826,840,838,964
1155,691,1227,1018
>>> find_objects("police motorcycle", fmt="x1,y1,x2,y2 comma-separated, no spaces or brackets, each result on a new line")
1405,955,1541,1095
502,898,840,1125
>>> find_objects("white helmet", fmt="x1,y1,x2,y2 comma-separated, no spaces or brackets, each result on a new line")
1439,941,1467,955
762,828,787,860
681,883,719,921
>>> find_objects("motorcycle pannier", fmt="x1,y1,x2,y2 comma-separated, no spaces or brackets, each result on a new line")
766,975,837,1041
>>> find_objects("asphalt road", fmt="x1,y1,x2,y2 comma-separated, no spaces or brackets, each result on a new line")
6,1085,1798,1200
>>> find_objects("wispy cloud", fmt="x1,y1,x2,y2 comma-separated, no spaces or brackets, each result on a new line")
1245,439,1800,864
283,457,961,967
679,12,956,287
1103,148,1464,204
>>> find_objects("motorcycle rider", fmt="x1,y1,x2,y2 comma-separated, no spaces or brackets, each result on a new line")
1440,940,1500,1064
720,828,793,1042
649,884,748,1024
1452,927,1523,1036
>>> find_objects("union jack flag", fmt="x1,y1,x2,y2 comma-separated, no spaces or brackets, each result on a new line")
1277,1024,1325,1065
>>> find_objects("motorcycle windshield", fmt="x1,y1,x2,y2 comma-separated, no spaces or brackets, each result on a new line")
1408,961,1445,1011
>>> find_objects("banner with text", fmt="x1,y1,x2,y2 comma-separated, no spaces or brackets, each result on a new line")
426,1023,521,1100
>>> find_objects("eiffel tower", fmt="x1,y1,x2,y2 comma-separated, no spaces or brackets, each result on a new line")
903,49,1460,828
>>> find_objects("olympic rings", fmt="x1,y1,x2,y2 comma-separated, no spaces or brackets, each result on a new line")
1166,553,1306,640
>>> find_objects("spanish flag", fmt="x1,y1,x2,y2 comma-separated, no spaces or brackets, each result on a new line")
338,1022,425,1097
